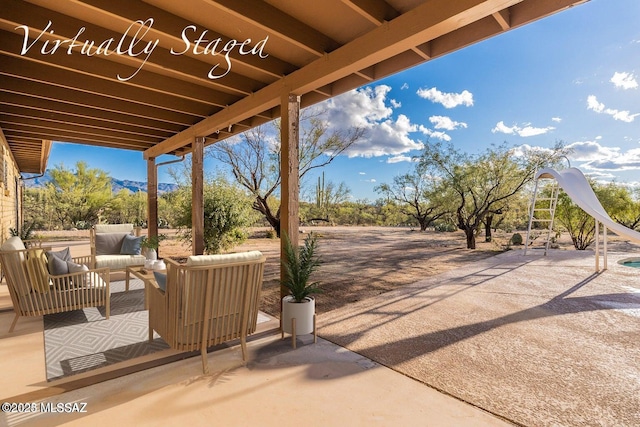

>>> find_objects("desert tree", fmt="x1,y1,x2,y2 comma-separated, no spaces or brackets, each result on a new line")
556,180,635,250
207,108,365,236
308,171,352,223
607,184,640,231
418,141,568,249
44,161,112,229
375,161,451,231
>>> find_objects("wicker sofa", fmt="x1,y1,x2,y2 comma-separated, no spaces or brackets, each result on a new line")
89,224,146,273
0,236,110,332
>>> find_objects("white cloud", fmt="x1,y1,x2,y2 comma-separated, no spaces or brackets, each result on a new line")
566,140,621,161
429,115,468,130
586,95,640,122
567,140,640,171
387,155,413,163
512,144,557,158
390,99,401,108
587,95,605,113
416,87,473,108
359,172,366,175
552,117,562,123
611,72,638,90
401,83,409,90
418,125,451,142
324,86,424,157
491,121,555,137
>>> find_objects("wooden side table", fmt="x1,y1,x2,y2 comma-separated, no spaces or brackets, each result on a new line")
125,266,159,310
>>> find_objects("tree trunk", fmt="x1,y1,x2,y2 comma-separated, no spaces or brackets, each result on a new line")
465,228,476,249
484,215,493,242
253,196,281,236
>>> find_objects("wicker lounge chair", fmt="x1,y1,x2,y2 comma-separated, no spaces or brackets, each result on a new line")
147,251,265,374
89,224,145,273
0,237,110,332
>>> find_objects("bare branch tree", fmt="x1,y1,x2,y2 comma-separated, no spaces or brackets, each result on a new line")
208,108,365,236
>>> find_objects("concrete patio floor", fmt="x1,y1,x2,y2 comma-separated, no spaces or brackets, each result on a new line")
0,309,509,427
1,241,639,426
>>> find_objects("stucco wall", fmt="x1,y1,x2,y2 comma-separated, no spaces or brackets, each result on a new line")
0,141,22,243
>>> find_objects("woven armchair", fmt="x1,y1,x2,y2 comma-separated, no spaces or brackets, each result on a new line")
148,251,265,374
0,246,110,332
89,223,145,273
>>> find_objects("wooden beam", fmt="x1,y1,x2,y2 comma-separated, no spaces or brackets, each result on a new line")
147,158,158,253
341,0,399,24
191,137,205,255
280,93,300,300
492,9,511,30
209,0,339,56
39,139,52,175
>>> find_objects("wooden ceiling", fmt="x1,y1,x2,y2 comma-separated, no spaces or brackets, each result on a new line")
0,0,588,174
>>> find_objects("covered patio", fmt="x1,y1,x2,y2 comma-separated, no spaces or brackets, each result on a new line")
0,0,588,258
0,0,602,425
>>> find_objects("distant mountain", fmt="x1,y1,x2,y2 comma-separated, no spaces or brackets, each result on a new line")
23,172,179,194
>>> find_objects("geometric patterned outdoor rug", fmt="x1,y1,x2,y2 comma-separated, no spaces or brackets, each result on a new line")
43,279,170,381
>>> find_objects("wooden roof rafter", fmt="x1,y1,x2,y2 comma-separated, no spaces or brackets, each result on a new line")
0,0,588,173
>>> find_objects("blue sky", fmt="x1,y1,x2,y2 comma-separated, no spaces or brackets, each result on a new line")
45,0,640,201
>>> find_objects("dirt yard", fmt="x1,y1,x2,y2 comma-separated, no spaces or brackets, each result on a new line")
37,225,628,318
157,226,601,317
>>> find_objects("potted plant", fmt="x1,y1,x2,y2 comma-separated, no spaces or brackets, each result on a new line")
141,234,166,261
281,232,322,348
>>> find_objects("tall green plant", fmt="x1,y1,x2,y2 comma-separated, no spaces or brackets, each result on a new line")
174,175,255,254
281,232,322,302
45,161,112,229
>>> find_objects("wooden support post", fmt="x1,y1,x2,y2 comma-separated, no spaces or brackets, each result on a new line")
192,137,205,255
147,157,158,251
280,93,300,300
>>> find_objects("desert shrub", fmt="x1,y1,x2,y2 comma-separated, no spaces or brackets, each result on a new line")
434,222,457,232
510,233,523,245
174,176,254,254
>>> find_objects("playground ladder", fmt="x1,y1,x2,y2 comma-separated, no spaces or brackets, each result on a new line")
524,176,560,255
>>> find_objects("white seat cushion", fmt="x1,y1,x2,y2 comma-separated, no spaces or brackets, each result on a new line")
186,251,263,266
94,224,134,234
95,254,146,270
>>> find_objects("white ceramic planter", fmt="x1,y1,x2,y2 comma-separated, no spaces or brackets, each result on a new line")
282,295,315,335
143,248,158,261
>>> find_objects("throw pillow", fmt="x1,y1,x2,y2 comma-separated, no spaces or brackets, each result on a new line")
25,249,49,294
68,261,89,274
120,234,143,255
46,247,72,276
153,271,167,292
68,261,90,287
95,233,129,255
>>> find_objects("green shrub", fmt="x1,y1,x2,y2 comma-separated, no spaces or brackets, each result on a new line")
434,222,457,232
510,233,523,245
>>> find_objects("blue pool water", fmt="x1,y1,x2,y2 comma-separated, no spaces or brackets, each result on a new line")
622,261,640,268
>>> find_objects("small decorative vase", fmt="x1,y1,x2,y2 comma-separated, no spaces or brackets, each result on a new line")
144,248,158,261
153,260,166,270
